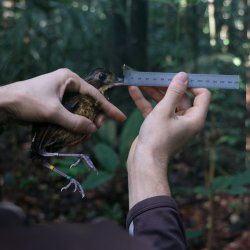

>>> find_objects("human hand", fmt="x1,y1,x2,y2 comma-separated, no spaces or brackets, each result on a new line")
127,72,211,207
0,69,126,134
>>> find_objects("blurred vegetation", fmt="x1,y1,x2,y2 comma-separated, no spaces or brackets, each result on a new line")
0,0,249,249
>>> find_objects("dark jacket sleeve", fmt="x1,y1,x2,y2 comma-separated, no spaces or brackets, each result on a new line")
126,196,187,250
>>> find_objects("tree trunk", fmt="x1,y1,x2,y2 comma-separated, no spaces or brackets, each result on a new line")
184,3,200,71
246,0,250,155
128,0,148,70
110,0,128,75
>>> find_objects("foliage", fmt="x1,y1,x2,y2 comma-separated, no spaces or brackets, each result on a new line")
84,108,143,189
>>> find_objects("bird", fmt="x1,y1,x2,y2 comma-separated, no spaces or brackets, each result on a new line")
31,68,121,198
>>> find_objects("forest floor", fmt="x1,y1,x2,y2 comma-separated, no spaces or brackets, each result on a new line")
0,126,249,250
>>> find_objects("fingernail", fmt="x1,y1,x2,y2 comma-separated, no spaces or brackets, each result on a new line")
88,124,97,133
174,72,188,85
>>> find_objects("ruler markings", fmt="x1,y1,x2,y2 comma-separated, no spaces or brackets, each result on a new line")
123,70,240,89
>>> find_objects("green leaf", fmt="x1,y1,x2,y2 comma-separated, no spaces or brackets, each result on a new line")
193,186,209,196
212,169,250,194
103,203,123,222
19,176,37,189
97,120,117,145
216,135,240,146
231,169,250,186
120,109,143,163
212,175,232,192
226,186,249,195
51,158,88,176
94,143,119,171
53,158,76,169
186,229,204,240
3,172,16,186
228,169,250,195
83,171,113,190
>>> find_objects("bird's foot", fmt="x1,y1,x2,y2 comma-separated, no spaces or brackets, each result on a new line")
70,154,97,172
39,151,97,172
61,177,85,198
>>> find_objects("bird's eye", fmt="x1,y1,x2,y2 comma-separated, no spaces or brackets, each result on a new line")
98,72,107,81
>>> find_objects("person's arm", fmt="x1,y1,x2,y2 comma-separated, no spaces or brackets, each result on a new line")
127,72,211,249
0,68,126,133
0,86,13,125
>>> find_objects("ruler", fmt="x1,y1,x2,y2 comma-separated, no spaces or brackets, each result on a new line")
122,69,240,89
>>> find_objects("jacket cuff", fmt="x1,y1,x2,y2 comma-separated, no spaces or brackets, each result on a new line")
126,195,178,230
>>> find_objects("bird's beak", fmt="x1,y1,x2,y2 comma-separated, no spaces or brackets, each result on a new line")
112,77,124,87
117,77,124,83
99,81,123,94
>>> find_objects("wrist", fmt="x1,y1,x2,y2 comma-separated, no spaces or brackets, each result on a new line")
127,143,171,209
127,141,169,174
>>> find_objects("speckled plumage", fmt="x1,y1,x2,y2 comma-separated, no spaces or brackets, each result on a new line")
30,69,119,198
31,69,118,156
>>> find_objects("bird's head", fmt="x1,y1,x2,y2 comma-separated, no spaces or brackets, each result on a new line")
84,68,121,94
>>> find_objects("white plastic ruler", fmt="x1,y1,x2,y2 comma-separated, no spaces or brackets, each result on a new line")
122,69,240,89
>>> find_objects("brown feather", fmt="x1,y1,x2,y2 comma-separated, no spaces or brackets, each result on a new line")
31,69,118,157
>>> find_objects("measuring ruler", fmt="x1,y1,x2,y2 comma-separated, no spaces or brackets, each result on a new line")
122,69,240,89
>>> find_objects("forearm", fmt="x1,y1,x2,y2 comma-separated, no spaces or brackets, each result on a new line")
127,142,171,209
127,144,187,249
0,84,16,124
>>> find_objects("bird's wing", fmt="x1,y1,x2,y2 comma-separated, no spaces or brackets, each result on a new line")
62,93,80,113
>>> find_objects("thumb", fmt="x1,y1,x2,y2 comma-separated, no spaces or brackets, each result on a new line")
163,72,188,116
54,104,97,134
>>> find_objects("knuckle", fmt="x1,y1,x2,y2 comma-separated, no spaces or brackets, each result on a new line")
65,77,76,89
201,88,211,97
169,87,184,96
44,103,60,120
57,68,73,79
71,120,81,132
57,68,81,91
205,89,212,99
204,88,211,95
71,115,90,132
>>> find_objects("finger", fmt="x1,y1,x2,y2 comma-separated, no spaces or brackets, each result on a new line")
129,86,153,118
60,72,127,123
186,88,211,119
94,114,106,128
64,73,82,92
80,81,127,122
53,104,97,134
176,93,191,113
56,69,82,98
158,87,168,92
140,86,165,102
185,88,211,127
161,72,188,116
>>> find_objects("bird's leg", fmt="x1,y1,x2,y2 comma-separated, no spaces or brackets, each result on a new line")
40,152,96,171
42,161,85,198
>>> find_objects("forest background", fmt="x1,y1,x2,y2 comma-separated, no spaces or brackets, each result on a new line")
0,0,249,249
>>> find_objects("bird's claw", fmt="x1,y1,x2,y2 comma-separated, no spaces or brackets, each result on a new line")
70,155,97,172
70,159,81,168
61,178,85,198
